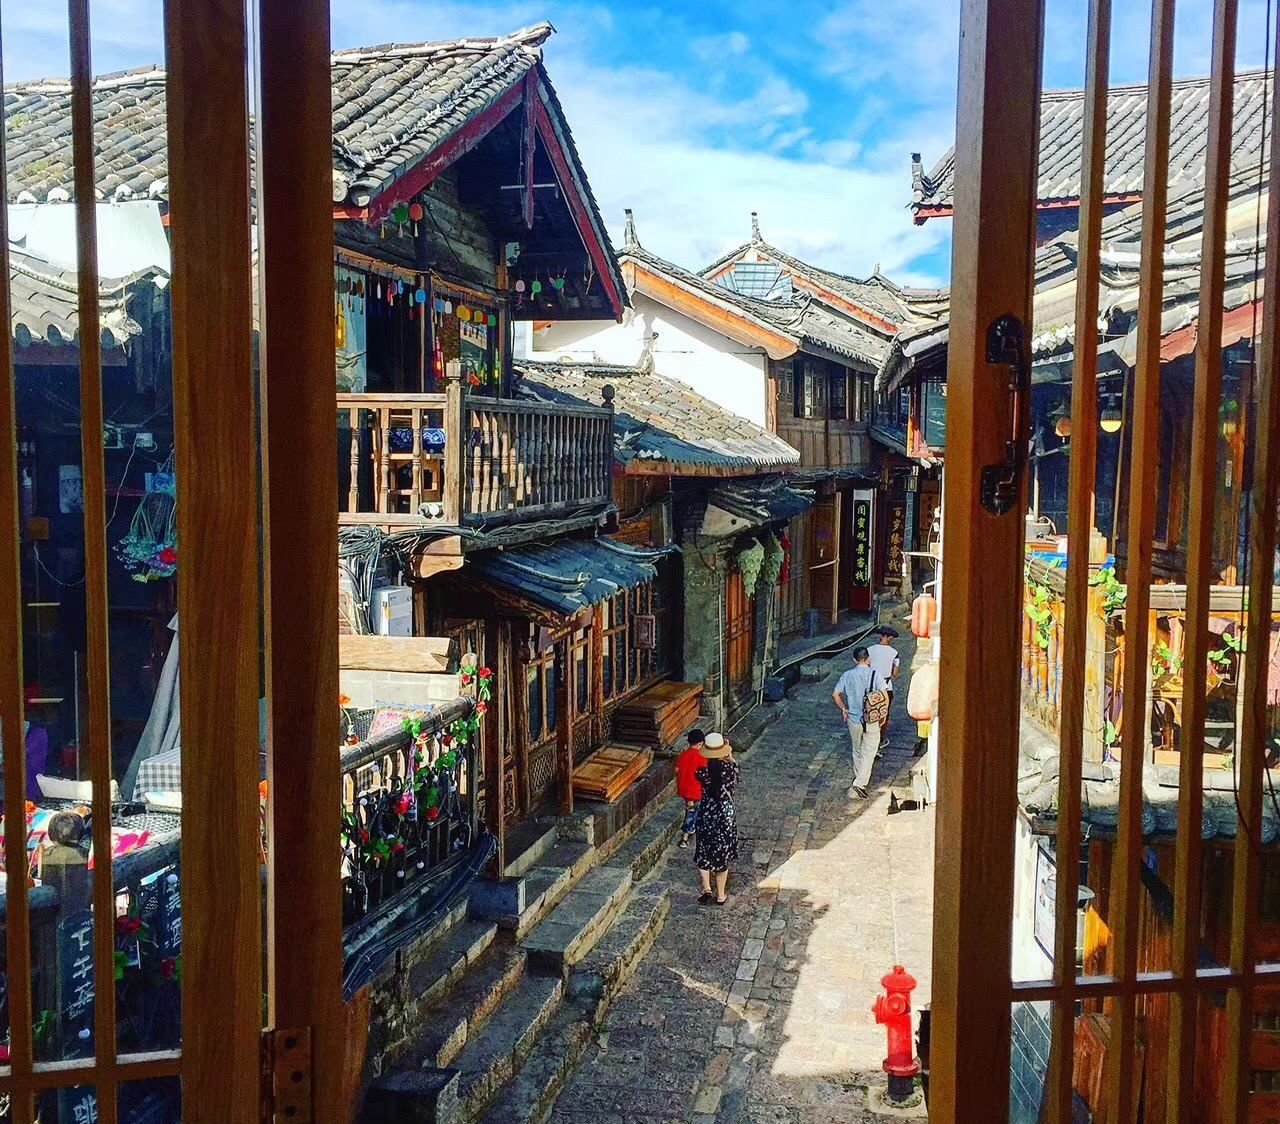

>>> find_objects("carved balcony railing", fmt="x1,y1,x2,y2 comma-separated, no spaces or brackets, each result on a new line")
1021,549,1280,764
338,362,614,533
340,695,494,996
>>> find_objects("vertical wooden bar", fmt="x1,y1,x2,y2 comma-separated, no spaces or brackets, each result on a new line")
378,407,391,514
0,13,34,1119
556,642,572,816
347,408,360,512
930,0,1044,1119
443,361,464,522
1223,8,1280,1115
1107,3,1176,1120
165,0,263,1119
1047,3,1110,1118
68,7,119,1118
1170,3,1238,1116
411,407,423,513
484,618,506,873
255,2,343,1123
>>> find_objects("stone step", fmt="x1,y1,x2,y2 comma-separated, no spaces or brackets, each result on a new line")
609,794,680,883
567,882,671,1022
473,1004,595,1124
454,973,565,1120
404,919,499,1017
520,864,633,975
502,816,560,879
501,839,597,940
403,942,528,1071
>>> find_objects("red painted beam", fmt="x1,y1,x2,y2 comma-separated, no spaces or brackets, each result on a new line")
532,85,625,320
363,80,525,224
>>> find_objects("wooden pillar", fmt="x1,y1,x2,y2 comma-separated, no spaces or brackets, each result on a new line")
1084,529,1110,763
484,617,507,874
443,359,466,522
557,640,573,816
256,1,345,1121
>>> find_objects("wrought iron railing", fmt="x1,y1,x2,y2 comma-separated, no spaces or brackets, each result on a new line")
340,695,494,996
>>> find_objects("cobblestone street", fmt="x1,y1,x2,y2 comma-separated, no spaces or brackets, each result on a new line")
552,641,935,1123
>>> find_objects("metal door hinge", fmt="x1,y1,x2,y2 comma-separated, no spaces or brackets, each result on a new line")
261,1026,313,1124
980,314,1030,516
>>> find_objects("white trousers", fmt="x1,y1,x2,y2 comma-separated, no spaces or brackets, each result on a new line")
847,717,881,789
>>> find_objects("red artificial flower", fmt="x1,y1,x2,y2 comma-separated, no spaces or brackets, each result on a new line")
394,793,413,816
392,842,406,855
345,734,359,746
479,667,492,680
159,957,177,980
426,806,441,822
441,734,453,747
359,829,370,845
460,673,473,686
476,701,488,714
116,916,132,936
158,547,178,566
127,917,143,936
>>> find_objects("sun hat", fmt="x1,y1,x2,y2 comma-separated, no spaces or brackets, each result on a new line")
701,732,732,759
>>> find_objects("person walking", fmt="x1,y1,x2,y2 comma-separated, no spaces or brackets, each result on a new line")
675,728,707,849
694,733,739,905
867,627,901,735
833,646,888,799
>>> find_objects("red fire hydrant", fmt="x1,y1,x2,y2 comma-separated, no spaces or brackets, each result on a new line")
872,965,921,1103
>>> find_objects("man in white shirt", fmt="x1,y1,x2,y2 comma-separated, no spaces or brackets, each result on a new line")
866,628,901,735
833,647,886,799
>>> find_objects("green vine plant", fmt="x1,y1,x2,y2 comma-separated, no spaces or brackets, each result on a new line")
1089,565,1127,619
1151,640,1183,681
1209,631,1245,669
1025,582,1056,650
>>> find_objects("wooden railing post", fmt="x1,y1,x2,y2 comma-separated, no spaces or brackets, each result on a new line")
443,360,466,523
1084,528,1109,763
601,384,616,502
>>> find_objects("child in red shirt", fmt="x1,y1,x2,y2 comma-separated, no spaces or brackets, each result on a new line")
676,729,707,849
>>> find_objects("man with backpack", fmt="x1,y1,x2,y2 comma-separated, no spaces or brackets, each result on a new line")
833,646,890,799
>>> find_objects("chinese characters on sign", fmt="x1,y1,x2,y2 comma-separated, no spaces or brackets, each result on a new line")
852,498,872,587
886,502,906,589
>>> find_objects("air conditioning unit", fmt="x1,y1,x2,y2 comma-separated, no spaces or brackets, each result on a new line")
372,585,413,637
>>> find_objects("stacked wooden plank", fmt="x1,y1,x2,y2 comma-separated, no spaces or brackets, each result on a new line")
612,681,703,748
572,746,654,803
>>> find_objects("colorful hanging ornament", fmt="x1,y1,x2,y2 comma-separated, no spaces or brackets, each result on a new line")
514,279,526,293
409,202,424,222
530,280,542,295
392,202,409,224
488,314,498,327
552,275,566,291
415,288,426,304
458,306,471,321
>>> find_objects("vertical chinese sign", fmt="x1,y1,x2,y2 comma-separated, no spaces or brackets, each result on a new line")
850,489,875,612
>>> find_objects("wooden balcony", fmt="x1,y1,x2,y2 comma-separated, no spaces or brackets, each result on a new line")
338,362,614,533
1021,549,1280,764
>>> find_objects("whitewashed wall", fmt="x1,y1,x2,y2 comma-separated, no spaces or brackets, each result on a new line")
526,292,771,428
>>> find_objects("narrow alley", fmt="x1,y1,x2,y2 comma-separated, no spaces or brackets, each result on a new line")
551,639,935,1124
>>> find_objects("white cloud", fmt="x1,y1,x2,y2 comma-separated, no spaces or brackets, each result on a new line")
692,31,751,62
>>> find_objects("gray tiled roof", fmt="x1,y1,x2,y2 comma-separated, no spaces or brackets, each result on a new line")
622,240,900,368
703,237,921,324
911,68,1272,215
880,171,1271,392
9,246,150,351
515,358,800,473
2,24,550,209
1018,716,1279,844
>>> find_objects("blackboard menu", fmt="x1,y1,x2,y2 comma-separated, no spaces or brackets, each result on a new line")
57,910,94,1055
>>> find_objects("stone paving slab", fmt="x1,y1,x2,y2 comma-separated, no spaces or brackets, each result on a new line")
549,636,934,1124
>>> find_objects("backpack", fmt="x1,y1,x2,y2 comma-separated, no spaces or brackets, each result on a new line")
864,676,890,725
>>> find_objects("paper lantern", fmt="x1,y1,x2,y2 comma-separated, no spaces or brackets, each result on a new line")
488,314,498,327
530,280,542,294
515,280,526,293
415,289,426,304
458,307,471,321
408,202,424,222
392,203,409,223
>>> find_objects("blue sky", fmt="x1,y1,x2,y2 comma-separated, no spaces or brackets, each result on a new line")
0,0,1272,287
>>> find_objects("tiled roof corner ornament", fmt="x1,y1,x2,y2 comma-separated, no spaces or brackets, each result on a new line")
750,211,762,242
622,208,639,250
47,186,71,204
332,170,350,205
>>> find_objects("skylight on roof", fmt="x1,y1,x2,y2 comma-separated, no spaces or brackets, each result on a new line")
715,262,793,301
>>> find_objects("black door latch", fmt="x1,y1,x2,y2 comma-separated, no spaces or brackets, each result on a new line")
979,314,1029,516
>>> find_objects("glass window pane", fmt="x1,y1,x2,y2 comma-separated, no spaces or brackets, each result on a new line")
545,659,557,734
526,664,542,741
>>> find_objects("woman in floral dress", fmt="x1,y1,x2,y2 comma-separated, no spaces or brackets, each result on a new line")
694,733,740,905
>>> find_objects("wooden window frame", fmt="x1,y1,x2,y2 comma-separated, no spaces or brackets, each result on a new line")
828,366,849,421
936,1,1280,1122
525,642,560,746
